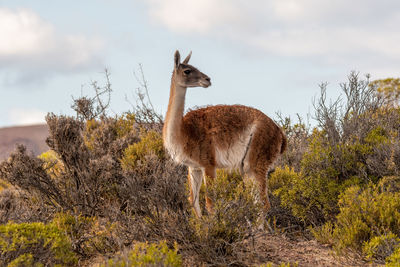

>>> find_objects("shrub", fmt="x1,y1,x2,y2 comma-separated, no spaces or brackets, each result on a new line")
83,113,138,157
8,253,34,267
260,263,298,267
333,182,400,251
269,73,400,228
0,187,54,224
38,149,65,179
270,165,359,225
386,247,400,266
271,113,400,226
121,130,165,170
0,222,77,266
52,212,120,257
0,111,140,217
311,221,335,245
4,71,400,265
0,145,66,210
312,177,400,262
104,241,182,267
189,170,264,265
275,114,310,172
362,232,399,262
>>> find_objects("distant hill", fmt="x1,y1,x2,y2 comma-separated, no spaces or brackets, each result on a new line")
0,124,49,161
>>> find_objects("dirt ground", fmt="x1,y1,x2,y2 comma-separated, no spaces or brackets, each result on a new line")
255,233,377,267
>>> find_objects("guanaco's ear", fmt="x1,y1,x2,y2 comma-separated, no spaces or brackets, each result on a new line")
174,50,181,69
182,51,192,64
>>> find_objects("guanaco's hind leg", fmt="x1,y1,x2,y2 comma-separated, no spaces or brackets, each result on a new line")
203,166,216,214
188,167,203,217
246,124,281,213
254,171,271,211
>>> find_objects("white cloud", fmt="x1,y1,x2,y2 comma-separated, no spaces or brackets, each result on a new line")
145,0,400,75
0,8,103,79
146,0,242,34
8,108,46,126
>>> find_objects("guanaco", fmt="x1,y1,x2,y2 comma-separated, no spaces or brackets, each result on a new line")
163,50,287,217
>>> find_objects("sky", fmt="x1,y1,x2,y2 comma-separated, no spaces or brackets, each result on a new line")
0,0,399,127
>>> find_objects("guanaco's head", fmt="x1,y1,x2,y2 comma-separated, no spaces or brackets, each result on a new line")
173,50,211,88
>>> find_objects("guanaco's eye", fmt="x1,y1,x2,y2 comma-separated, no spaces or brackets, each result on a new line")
184,69,191,75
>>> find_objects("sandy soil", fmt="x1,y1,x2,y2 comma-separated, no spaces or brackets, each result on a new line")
255,233,377,267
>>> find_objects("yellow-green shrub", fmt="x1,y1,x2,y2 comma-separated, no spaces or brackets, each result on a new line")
52,212,118,256
312,177,400,262
271,125,393,225
333,182,400,251
270,166,359,224
38,150,64,178
362,232,399,261
121,130,165,170
190,170,263,264
311,221,335,245
84,112,136,152
0,179,10,192
0,221,77,266
386,247,400,266
268,166,299,192
105,241,182,267
115,113,136,138
8,253,34,267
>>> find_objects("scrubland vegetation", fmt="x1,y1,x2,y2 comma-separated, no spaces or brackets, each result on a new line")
0,71,400,266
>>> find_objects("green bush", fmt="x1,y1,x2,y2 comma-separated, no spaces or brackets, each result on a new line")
312,176,400,262
270,165,360,225
271,121,397,226
52,212,119,257
333,181,400,251
8,253,34,267
0,222,77,266
271,73,400,228
38,150,64,179
386,247,400,266
121,130,165,170
362,232,399,262
190,170,263,265
311,221,335,245
84,112,137,153
105,241,182,267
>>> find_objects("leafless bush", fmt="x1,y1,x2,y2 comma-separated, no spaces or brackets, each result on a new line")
0,145,67,210
314,72,384,142
310,71,400,180
45,113,137,216
71,69,112,121
126,64,163,132
0,187,53,224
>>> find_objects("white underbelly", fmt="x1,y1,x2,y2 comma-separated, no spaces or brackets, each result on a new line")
215,125,255,169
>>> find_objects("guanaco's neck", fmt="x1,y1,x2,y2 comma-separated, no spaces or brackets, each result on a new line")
163,72,187,145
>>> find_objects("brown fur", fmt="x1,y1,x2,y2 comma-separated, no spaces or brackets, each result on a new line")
163,51,286,217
